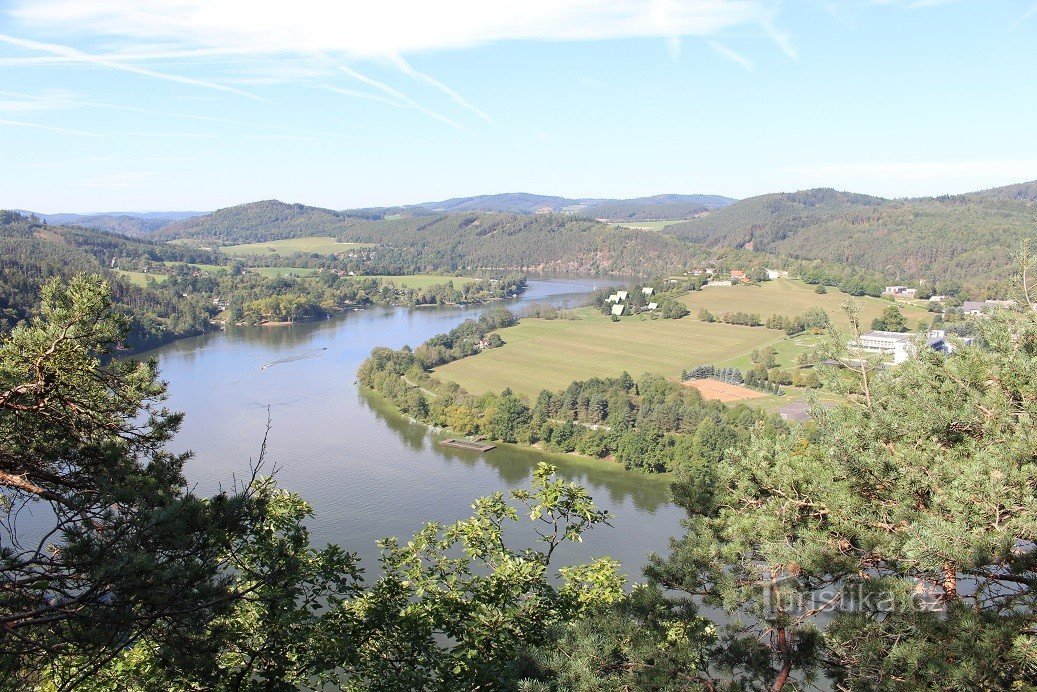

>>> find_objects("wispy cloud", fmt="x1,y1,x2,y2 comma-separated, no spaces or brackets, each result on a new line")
337,66,470,132
0,34,262,100
0,90,352,139
708,40,754,70
388,54,493,123
8,1,779,56
0,117,115,138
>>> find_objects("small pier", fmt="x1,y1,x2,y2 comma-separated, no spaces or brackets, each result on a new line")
440,438,496,452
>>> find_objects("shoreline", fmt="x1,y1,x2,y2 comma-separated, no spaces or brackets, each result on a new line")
359,385,674,485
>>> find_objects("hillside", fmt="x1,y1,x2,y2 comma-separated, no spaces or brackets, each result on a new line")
18,210,205,236
162,200,709,275
0,211,220,350
413,192,735,218
664,185,1037,285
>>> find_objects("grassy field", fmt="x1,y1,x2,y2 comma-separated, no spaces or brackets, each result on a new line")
162,261,227,273
435,278,933,402
611,220,684,231
681,278,931,332
114,269,167,286
435,310,781,399
220,236,373,256
364,274,479,289
249,266,320,278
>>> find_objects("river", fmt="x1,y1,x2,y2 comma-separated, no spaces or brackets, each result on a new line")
149,278,685,576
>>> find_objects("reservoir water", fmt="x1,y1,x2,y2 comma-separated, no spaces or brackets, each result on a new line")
149,278,684,576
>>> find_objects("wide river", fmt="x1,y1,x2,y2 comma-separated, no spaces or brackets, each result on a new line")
149,278,685,576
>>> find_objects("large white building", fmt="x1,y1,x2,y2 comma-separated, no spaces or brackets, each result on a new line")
853,331,917,364
851,330,959,364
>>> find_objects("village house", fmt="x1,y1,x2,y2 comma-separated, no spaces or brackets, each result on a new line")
962,299,1016,316
642,287,654,296
645,302,659,311
729,270,750,284
884,285,917,298
610,304,625,317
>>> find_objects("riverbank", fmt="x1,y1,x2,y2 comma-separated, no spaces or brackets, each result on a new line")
360,386,676,486
144,277,683,575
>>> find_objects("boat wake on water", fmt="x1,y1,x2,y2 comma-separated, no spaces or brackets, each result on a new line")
260,347,328,370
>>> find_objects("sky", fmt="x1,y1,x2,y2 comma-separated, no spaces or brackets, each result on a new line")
0,0,1035,212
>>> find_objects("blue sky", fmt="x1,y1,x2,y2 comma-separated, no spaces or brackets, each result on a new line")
1,0,1035,212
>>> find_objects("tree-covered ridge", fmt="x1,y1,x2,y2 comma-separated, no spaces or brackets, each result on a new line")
0,211,529,350
158,201,712,276
665,184,1037,288
0,211,220,349
412,192,735,218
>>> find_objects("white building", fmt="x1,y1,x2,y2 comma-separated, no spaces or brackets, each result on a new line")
852,331,917,364
645,302,659,311
615,290,629,301
610,304,625,317
607,293,619,303
765,268,785,280
962,299,1016,316
642,287,654,295
705,280,733,287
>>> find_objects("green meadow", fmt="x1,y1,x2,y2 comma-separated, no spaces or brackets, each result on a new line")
435,278,933,402
114,269,167,286
364,274,479,289
220,236,374,256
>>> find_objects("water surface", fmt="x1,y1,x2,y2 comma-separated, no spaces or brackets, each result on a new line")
152,278,685,575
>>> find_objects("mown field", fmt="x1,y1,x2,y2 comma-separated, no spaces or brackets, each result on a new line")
249,267,320,278
680,278,931,331
364,274,478,289
114,269,167,286
435,311,781,399
610,220,684,231
220,236,374,256
435,278,933,402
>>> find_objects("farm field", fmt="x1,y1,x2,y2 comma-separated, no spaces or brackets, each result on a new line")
220,236,373,256
436,278,929,403
683,379,765,402
162,261,226,273
363,274,479,289
435,310,781,399
248,266,320,278
114,269,167,286
680,278,931,332
610,220,684,231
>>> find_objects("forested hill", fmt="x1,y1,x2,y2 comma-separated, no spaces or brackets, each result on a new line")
159,200,705,275
413,192,736,219
16,210,205,236
0,211,220,350
664,184,1037,283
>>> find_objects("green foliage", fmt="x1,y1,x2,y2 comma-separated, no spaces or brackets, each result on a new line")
0,276,271,689
871,303,908,332
666,185,1037,291
649,302,1037,690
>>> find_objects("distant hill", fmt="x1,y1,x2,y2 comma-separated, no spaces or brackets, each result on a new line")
663,184,1037,284
967,180,1037,204
156,200,713,276
0,210,222,350
155,200,385,242
17,210,206,236
412,192,736,219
